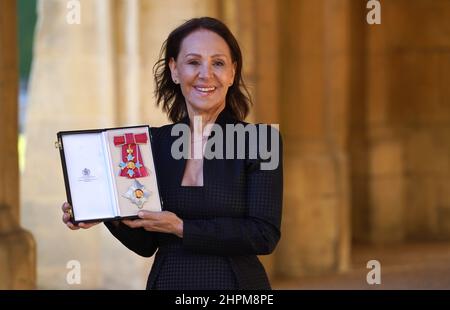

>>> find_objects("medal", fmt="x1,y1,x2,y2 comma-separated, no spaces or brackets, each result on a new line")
114,133,149,179
122,180,150,208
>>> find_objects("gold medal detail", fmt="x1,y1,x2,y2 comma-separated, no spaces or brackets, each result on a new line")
134,189,144,199
127,161,136,169
126,144,134,154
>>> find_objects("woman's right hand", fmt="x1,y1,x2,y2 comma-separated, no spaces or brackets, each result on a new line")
61,202,100,230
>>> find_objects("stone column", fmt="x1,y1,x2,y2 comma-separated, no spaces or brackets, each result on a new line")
221,0,280,123
219,0,255,122
365,16,406,243
275,0,351,277
362,0,450,243
0,0,36,289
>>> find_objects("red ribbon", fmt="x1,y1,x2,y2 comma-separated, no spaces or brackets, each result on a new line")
114,133,149,178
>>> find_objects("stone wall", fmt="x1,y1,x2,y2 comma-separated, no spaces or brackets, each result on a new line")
274,0,352,277
350,0,450,244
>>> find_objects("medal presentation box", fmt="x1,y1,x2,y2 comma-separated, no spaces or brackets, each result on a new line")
56,126,163,224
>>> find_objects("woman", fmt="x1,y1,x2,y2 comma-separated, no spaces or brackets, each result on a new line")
62,17,283,290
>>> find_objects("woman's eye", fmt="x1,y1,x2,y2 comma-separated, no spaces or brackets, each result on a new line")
188,60,200,65
214,61,224,67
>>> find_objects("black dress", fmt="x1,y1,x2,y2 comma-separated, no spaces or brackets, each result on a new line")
105,108,283,290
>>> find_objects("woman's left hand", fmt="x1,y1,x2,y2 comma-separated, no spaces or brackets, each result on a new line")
122,211,184,238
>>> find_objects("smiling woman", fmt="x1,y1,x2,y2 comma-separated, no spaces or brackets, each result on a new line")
153,17,252,124
61,16,283,290
168,29,235,117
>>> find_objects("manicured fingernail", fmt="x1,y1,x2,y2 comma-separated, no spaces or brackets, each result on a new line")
138,211,144,217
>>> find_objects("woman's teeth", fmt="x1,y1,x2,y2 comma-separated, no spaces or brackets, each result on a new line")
195,86,216,92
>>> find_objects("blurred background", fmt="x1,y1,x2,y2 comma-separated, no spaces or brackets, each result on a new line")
1,0,450,289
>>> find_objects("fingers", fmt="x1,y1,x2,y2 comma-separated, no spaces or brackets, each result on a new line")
122,219,159,231
66,221,99,230
137,210,161,220
122,219,147,228
122,218,171,234
62,212,71,224
123,211,180,235
122,211,161,228
78,222,100,229
61,202,74,224
122,219,134,227
66,221,80,230
62,202,71,212
62,202,77,229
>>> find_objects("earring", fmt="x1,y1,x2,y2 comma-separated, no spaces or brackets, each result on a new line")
174,79,178,84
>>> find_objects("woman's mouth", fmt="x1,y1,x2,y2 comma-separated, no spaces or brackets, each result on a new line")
194,86,216,95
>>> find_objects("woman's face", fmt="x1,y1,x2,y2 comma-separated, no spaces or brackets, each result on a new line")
169,29,236,115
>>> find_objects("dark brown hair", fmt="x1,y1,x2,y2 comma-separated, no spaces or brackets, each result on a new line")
153,17,252,123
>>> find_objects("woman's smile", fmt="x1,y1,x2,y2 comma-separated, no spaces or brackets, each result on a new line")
193,85,217,96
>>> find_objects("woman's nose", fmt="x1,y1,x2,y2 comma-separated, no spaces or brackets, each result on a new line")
198,63,212,79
